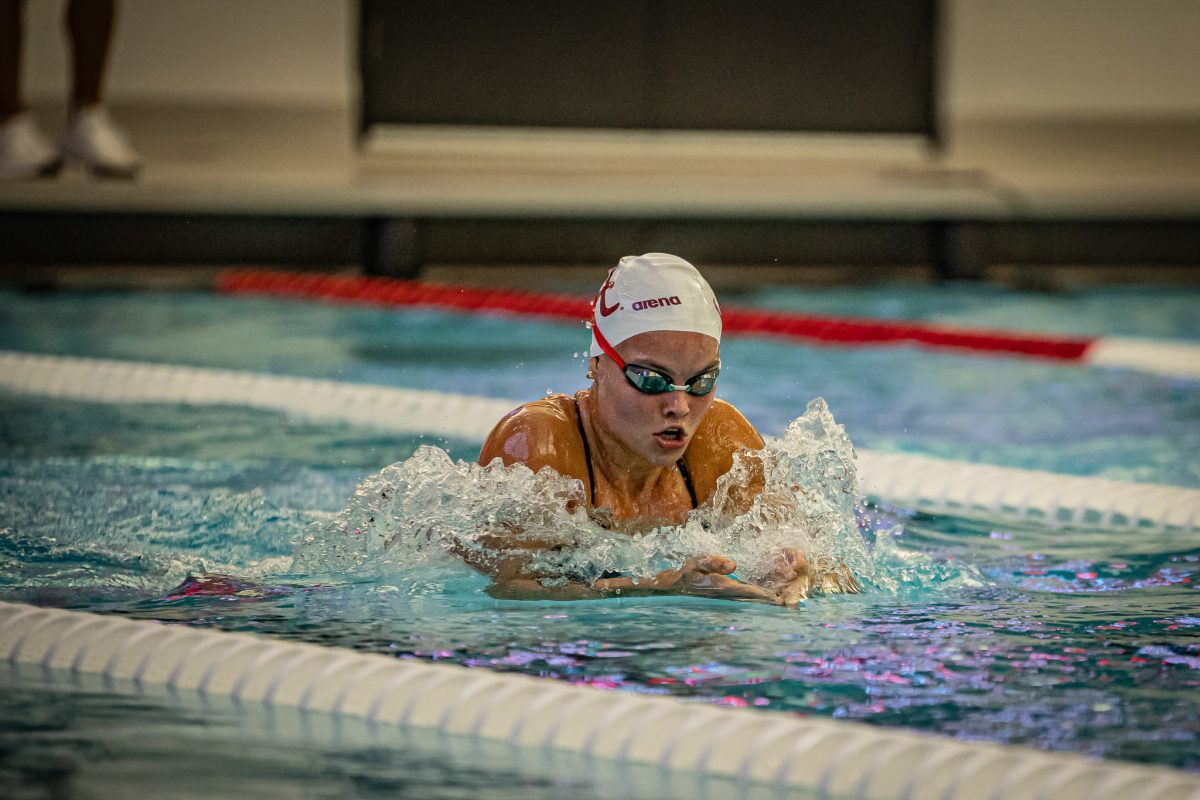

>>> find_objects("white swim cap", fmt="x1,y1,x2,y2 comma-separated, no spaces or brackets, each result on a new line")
589,253,722,359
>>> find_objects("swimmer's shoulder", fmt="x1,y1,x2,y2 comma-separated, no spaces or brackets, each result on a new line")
477,392,587,478
695,399,765,453
684,399,765,502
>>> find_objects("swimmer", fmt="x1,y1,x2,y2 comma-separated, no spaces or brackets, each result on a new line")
472,253,859,605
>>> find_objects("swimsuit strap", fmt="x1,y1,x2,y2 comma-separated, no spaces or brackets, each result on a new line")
574,397,597,505
677,457,699,509
574,397,698,510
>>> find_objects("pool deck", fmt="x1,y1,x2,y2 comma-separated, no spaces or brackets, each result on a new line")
2,104,1199,277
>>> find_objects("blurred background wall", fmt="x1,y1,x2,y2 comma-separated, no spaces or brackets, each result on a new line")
944,0,1200,119
17,0,1200,120
20,0,355,108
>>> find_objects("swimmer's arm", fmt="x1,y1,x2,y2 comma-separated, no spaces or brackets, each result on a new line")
600,556,782,603
486,555,782,604
450,525,615,599
485,577,609,601
470,523,789,604
473,399,626,597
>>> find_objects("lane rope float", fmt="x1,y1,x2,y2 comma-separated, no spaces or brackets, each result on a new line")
4,601,1198,800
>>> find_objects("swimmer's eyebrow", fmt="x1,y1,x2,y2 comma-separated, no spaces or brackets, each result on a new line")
628,359,721,379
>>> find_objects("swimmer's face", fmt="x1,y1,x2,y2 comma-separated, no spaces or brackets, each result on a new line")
591,330,720,468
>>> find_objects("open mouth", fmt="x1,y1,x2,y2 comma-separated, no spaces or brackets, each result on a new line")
654,426,687,447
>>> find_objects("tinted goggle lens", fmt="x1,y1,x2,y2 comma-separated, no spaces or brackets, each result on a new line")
624,366,719,396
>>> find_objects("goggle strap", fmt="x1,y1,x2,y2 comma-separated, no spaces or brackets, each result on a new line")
590,308,626,370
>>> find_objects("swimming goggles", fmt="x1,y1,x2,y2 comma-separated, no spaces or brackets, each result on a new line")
591,306,719,396
622,363,720,396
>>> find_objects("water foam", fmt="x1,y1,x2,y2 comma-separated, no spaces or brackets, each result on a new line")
295,398,872,598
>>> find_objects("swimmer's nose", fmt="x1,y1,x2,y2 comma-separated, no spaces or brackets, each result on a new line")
663,388,690,417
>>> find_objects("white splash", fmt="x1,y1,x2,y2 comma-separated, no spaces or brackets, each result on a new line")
294,398,870,593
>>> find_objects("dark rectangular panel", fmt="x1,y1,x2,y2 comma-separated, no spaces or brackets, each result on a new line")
360,0,647,129
648,0,935,132
359,0,936,135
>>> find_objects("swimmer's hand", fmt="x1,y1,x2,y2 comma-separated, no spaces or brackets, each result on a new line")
762,548,861,605
486,556,788,604
598,555,782,604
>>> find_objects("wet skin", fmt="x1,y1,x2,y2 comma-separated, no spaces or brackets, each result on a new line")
474,331,826,605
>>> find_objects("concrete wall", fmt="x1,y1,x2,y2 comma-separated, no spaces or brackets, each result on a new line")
945,0,1200,118
19,0,1200,119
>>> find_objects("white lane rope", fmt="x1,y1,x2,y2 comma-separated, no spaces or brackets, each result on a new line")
857,451,1200,533
3,601,1198,800
2,350,1196,533
0,350,517,443
1086,336,1200,381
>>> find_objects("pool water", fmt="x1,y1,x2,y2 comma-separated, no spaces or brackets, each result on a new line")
1,282,1199,792
2,284,1197,484
1,664,740,800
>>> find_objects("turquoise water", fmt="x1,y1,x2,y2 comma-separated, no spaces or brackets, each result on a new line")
1,283,1199,794
2,286,1197,485
2,664,738,800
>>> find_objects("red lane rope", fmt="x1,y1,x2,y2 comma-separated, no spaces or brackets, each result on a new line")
216,269,1095,362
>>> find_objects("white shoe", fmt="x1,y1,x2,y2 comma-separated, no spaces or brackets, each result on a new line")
0,112,61,180
61,106,142,179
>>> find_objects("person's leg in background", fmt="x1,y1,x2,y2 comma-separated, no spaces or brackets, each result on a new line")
60,0,141,178
66,0,113,112
0,0,61,179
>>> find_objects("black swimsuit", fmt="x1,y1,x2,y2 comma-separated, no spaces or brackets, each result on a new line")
565,399,698,582
574,398,699,510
